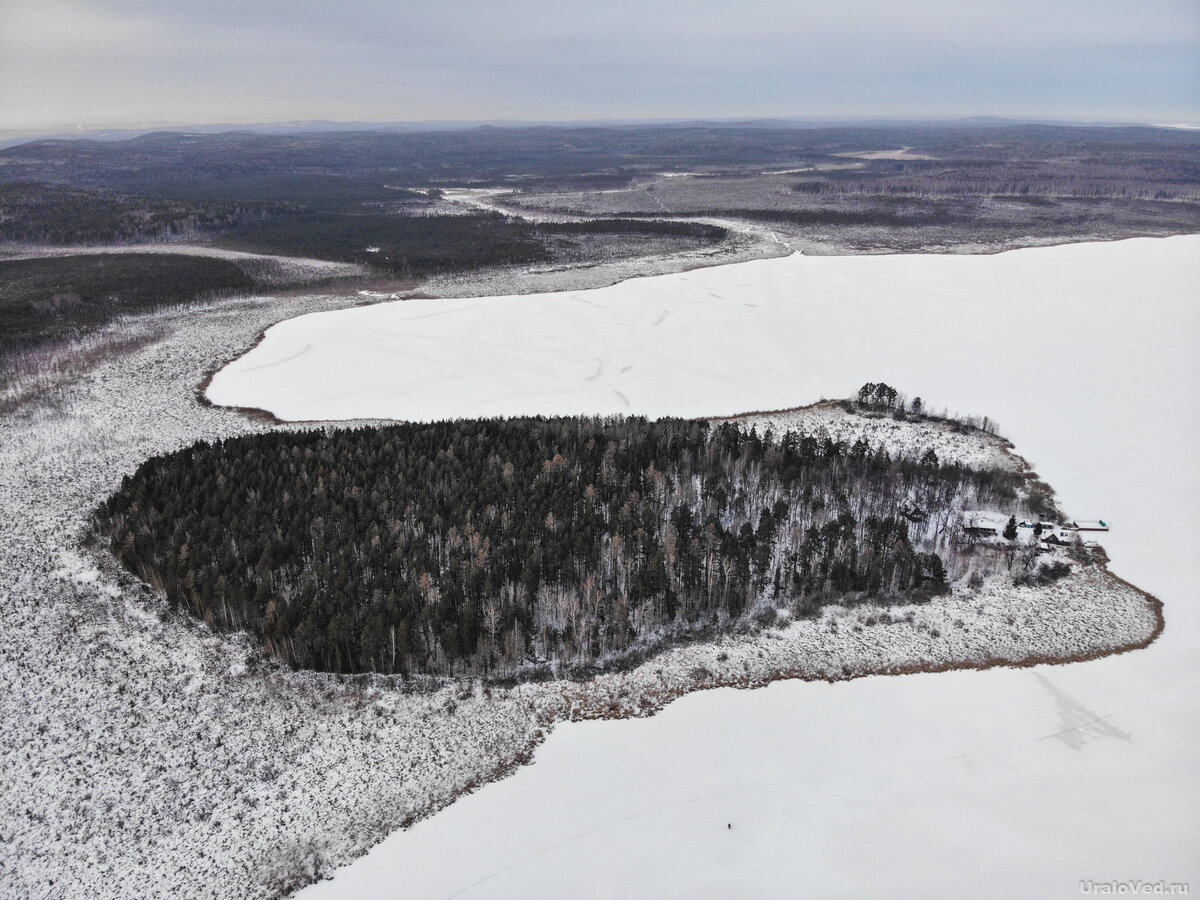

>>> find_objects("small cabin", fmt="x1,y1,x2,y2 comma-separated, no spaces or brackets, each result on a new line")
964,512,1004,537
965,523,998,536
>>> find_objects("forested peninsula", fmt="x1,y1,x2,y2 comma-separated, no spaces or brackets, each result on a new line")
97,407,1038,678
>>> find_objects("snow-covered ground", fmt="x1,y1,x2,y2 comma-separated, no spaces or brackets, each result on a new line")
283,236,1200,898
0,292,550,899
3,236,1196,899
731,402,1018,472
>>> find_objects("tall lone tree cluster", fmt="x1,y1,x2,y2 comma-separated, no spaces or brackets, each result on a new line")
97,417,1023,678
857,382,900,410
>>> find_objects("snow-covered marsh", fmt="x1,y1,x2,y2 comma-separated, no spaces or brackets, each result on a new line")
289,236,1200,899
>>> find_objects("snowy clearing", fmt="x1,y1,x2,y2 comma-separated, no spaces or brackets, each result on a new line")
835,147,939,160
729,402,1018,472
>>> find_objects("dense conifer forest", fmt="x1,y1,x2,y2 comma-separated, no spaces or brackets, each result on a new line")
0,181,260,245
0,254,255,362
97,416,1027,678
215,211,725,275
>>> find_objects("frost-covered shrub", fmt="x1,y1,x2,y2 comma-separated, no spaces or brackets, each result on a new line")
1014,560,1072,587
752,605,779,628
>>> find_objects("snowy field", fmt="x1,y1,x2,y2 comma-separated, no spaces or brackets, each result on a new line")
273,237,1200,899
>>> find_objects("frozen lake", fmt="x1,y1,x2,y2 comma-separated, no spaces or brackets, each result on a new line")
251,237,1200,898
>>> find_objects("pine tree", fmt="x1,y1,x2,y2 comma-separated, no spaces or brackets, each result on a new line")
1003,515,1019,541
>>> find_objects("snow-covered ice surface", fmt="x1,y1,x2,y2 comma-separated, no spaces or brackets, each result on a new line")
2,237,1195,899
285,237,1200,899
204,237,1184,426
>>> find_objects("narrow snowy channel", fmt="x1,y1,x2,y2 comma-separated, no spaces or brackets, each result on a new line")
248,237,1200,899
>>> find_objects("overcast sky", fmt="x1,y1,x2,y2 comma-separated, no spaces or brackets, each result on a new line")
2,0,1197,130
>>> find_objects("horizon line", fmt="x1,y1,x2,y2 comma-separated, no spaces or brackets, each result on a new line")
4,113,1198,143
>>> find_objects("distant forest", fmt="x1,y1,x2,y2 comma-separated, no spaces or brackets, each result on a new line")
0,182,260,245
0,181,726,278
5,124,1198,198
0,253,254,363
3,123,1195,255
215,211,725,275
97,416,1026,678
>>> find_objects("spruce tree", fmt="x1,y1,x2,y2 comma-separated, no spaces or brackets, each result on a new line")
1003,515,1019,541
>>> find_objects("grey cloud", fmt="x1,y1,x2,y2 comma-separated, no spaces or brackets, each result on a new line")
1,0,1196,127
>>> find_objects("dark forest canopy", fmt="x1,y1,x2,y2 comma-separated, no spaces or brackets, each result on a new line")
0,253,254,363
97,416,1026,679
213,211,726,275
98,420,1027,681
